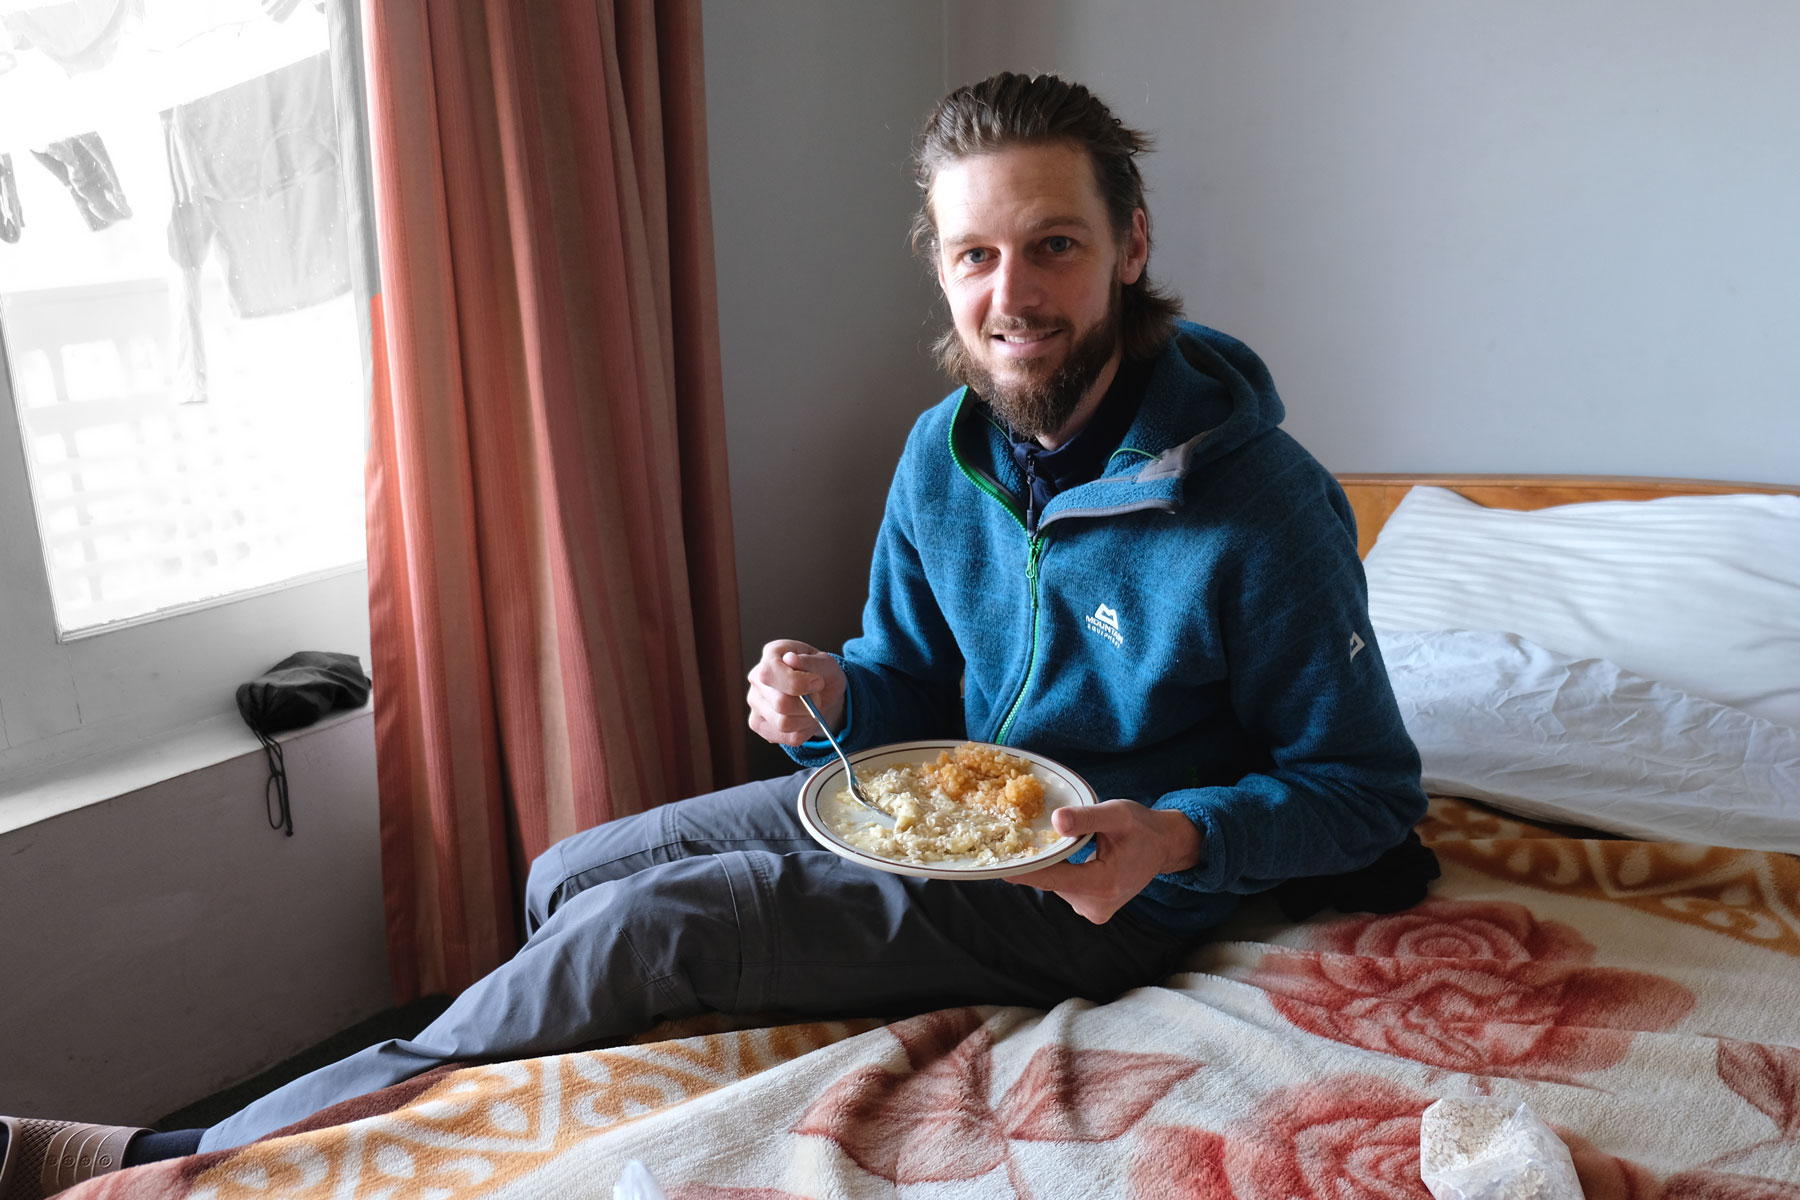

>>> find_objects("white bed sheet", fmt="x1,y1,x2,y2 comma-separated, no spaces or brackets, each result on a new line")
1379,628,1800,854
1363,486,1800,728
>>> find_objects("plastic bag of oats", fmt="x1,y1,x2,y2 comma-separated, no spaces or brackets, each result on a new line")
1419,1097,1584,1200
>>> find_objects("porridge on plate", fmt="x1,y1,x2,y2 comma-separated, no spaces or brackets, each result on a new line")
828,743,1061,866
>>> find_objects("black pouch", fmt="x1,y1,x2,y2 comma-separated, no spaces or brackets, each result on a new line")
1271,830,1441,921
236,651,372,835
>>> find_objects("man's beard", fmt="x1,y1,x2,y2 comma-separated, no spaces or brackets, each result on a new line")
938,286,1123,441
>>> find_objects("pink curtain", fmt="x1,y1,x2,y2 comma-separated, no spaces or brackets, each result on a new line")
361,0,746,1000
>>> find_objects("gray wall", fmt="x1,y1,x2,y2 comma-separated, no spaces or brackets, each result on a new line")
0,716,389,1122
707,2,1800,760
946,0,1800,482
702,2,951,774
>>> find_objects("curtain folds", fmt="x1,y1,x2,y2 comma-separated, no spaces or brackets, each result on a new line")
362,0,745,1000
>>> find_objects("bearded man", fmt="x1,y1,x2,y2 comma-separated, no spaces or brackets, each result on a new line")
749,73,1428,929
0,73,1428,1189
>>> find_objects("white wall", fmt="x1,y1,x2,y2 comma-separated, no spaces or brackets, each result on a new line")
0,715,389,1123
946,0,1800,484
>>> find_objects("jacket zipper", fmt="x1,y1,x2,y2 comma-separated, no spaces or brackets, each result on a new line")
993,533,1044,746
943,399,1050,746
943,417,1044,744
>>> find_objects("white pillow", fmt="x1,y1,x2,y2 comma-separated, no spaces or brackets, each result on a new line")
1380,629,1800,853
1364,485,1800,728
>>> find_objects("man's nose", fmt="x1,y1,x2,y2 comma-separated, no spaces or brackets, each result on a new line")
991,256,1044,316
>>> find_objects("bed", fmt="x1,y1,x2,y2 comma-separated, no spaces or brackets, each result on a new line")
72,475,1800,1200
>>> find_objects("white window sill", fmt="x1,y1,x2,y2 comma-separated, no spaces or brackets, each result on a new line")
0,702,375,837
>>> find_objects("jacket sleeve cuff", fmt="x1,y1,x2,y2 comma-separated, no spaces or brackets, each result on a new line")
1151,792,1233,893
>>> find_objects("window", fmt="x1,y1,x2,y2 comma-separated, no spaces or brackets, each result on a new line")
0,1,374,790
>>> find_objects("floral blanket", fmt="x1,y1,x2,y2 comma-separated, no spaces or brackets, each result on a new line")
75,798,1800,1198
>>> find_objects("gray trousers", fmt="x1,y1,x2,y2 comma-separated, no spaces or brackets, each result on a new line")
201,771,1187,1151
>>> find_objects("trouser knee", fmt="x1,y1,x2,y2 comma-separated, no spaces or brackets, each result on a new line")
605,853,762,1014
521,841,569,936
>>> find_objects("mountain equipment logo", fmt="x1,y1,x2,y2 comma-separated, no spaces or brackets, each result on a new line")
1085,603,1123,648
1349,631,1366,661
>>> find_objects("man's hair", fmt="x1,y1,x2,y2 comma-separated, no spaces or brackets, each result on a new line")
910,71,1183,363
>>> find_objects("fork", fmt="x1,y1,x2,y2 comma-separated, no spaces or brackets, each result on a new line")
798,693,891,823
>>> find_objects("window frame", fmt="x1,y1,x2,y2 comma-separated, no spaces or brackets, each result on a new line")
0,360,372,790
0,0,378,801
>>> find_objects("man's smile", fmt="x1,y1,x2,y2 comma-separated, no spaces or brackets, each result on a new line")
988,327,1065,359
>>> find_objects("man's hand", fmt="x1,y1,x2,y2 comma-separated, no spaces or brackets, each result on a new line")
746,640,848,746
1005,801,1202,924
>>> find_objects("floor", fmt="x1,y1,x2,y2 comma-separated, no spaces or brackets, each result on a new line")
152,996,452,1131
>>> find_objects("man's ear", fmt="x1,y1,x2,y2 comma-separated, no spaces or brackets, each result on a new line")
1119,208,1149,286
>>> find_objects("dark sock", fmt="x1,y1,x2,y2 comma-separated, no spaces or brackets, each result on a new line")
123,1128,205,1166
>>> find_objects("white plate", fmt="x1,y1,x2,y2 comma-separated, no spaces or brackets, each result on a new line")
797,739,1097,880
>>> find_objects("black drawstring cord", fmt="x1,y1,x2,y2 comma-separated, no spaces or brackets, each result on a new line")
251,724,294,836
235,652,371,836
1023,448,1040,536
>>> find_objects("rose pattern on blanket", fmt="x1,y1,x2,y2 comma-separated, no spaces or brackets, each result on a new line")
1718,1039,1800,1140
1130,1076,1669,1200
55,793,1800,1200
1247,899,1695,1081
1131,1074,1431,1200
1129,1127,1237,1200
1220,1075,1431,1200
789,1007,1201,1194
1688,1037,1800,1183
1422,798,1800,959
1657,1171,1800,1199
1558,1130,1672,1200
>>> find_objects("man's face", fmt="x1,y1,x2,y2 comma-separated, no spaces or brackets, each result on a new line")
931,141,1148,443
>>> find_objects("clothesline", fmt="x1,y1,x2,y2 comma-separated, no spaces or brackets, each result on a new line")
0,6,324,149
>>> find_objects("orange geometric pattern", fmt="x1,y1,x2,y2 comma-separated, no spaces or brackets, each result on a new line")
1422,796,1800,959
180,1020,879,1200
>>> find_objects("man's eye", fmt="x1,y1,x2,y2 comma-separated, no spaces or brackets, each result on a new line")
1044,236,1073,253
964,248,991,265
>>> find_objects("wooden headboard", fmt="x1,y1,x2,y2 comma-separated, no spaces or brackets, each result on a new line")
1335,473,1800,559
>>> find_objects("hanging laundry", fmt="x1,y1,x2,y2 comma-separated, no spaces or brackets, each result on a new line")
0,153,21,244
31,132,132,230
260,0,327,24
1,0,141,77
163,52,349,317
162,50,350,402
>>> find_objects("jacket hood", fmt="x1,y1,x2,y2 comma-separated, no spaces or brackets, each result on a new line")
1117,320,1286,476
994,321,1287,526
946,320,1289,529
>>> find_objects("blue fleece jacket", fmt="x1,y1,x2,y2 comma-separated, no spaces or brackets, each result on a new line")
787,322,1428,939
